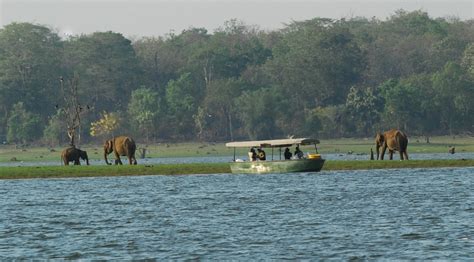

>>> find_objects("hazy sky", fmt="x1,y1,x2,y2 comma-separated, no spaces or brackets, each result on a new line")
1,0,473,38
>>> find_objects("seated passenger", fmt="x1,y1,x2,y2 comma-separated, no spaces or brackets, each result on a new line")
294,146,304,159
284,147,292,160
248,147,257,161
257,148,266,161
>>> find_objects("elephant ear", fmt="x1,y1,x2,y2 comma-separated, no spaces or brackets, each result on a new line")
375,133,383,145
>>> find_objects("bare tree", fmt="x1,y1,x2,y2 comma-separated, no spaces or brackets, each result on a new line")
58,74,91,147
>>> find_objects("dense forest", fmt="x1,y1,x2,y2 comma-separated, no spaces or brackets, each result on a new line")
0,10,473,145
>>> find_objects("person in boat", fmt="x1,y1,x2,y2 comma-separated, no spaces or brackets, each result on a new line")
257,148,266,161
284,147,292,160
294,146,304,159
248,147,257,161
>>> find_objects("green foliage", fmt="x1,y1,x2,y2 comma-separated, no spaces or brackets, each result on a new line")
63,31,141,113
7,102,42,144
0,23,62,135
379,79,424,130
43,112,65,146
267,18,365,108
199,78,243,140
432,62,474,132
462,43,474,78
0,12,473,143
235,88,283,139
344,87,384,135
165,73,199,138
127,88,160,140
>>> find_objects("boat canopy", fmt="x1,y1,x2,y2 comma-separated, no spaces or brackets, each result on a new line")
225,138,320,148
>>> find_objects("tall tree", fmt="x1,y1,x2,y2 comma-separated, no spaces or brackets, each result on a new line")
0,22,63,134
165,73,200,139
127,87,161,141
63,31,141,115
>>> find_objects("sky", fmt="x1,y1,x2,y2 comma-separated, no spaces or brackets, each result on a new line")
1,0,473,38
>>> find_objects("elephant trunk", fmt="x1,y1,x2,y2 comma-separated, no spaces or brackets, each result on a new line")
84,154,90,165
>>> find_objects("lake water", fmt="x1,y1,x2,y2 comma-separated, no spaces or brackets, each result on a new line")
0,167,473,260
2,152,473,167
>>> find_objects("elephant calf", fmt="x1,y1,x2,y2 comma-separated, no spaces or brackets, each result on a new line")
61,147,90,165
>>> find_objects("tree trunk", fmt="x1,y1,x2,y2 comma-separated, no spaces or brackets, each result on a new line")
227,109,234,141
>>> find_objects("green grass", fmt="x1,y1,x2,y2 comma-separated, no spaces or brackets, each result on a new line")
1,134,472,180
1,135,472,163
319,136,474,154
0,159,472,180
0,163,231,179
324,159,474,170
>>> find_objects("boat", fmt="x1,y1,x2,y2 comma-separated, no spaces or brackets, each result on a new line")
225,138,325,174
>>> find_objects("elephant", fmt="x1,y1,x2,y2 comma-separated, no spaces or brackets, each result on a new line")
104,136,137,165
61,146,90,165
375,129,409,160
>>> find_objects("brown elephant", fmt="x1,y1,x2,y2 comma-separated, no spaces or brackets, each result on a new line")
375,129,409,160
104,136,137,165
61,147,90,165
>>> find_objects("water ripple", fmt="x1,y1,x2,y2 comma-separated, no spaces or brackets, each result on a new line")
0,167,473,260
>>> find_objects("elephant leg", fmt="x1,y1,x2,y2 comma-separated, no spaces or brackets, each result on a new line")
380,145,387,160
64,161,69,166
128,154,137,165
74,159,81,165
114,152,123,165
389,150,394,160
403,151,409,160
399,151,404,160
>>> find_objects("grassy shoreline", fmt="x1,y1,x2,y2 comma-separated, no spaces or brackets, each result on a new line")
0,159,473,180
1,135,472,163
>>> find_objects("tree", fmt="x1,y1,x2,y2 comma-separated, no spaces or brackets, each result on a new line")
462,43,474,78
127,88,161,141
362,10,449,86
265,18,365,109
432,62,474,133
90,111,121,140
235,88,282,140
199,78,245,140
165,73,200,139
0,22,63,135
43,111,66,147
58,75,92,146
378,79,425,132
6,102,42,144
344,86,384,136
63,31,141,114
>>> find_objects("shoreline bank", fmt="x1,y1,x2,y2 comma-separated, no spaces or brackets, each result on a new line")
0,159,473,179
